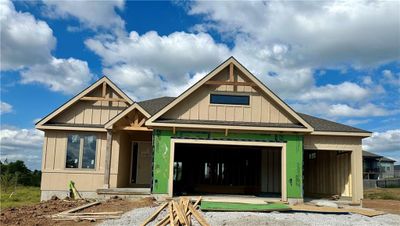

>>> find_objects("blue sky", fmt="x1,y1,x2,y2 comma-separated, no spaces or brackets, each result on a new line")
0,0,399,170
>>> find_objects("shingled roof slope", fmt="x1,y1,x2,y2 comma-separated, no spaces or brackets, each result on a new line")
363,150,382,158
138,96,175,115
298,113,370,133
137,96,370,134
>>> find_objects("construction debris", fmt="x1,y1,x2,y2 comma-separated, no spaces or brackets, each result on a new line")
311,200,339,208
51,200,123,222
69,180,82,199
141,196,210,226
291,204,385,217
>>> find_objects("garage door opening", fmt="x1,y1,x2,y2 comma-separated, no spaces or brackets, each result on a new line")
172,143,282,198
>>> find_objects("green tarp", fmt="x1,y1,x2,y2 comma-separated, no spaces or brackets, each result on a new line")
200,201,291,212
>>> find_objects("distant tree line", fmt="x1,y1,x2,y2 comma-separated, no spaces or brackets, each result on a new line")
0,160,41,191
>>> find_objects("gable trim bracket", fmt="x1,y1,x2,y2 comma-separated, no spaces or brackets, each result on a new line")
104,103,151,130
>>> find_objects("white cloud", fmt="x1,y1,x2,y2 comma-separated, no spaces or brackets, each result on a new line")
329,103,390,117
344,119,370,126
86,31,230,100
0,101,12,114
20,57,94,95
382,70,400,87
363,129,400,163
298,82,370,102
42,0,125,31
1,0,94,95
293,102,391,118
0,0,56,70
189,1,400,69
0,128,44,170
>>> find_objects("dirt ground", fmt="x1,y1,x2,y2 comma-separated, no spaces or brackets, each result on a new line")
362,199,400,215
0,197,155,226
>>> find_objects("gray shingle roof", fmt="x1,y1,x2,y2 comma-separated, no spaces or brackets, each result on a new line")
363,151,396,162
381,156,396,162
363,150,382,158
137,96,370,134
137,96,175,115
298,113,371,133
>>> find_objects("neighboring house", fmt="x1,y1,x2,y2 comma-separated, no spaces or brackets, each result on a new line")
36,57,371,204
362,151,396,179
380,157,396,179
394,165,400,178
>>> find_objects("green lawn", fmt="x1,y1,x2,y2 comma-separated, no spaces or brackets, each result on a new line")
0,186,41,210
364,188,400,201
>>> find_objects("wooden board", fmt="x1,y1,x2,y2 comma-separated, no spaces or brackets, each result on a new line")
291,205,385,217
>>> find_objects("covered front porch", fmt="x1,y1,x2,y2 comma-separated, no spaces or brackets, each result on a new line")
100,103,154,194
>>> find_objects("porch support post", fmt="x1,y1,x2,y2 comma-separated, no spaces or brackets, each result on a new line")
103,130,113,188
351,146,363,204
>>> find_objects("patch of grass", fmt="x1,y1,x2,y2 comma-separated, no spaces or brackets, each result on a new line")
364,188,400,201
0,186,40,210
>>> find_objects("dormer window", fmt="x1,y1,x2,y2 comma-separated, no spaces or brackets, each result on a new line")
210,94,250,106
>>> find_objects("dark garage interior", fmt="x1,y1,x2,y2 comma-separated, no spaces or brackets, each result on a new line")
173,143,281,197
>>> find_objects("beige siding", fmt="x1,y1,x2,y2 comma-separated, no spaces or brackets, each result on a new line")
304,135,364,203
50,86,128,125
40,130,152,192
162,67,298,124
40,130,118,191
41,172,117,192
304,150,352,197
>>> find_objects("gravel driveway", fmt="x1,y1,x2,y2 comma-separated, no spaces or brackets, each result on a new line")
99,206,400,226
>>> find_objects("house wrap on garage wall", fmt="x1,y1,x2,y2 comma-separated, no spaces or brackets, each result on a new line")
36,57,371,204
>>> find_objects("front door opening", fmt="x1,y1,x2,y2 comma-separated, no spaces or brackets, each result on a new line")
128,141,152,188
173,143,281,197
130,142,138,183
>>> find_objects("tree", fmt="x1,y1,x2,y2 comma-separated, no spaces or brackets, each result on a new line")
0,160,41,188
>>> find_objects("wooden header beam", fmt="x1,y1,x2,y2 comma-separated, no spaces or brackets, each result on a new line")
118,126,153,131
80,96,129,102
205,81,257,87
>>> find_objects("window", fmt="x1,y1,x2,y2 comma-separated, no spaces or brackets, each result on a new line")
210,94,250,105
66,134,97,169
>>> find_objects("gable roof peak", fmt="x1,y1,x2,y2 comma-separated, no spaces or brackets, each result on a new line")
35,76,133,127
145,56,314,131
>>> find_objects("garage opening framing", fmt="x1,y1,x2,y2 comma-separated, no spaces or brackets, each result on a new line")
169,138,287,202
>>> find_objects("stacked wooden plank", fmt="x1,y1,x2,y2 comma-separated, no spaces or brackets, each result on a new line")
141,196,210,226
50,201,123,221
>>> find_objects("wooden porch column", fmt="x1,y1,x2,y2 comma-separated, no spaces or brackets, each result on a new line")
103,130,113,188
351,146,363,204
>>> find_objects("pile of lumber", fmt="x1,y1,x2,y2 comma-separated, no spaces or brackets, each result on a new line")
51,201,122,222
141,196,209,226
